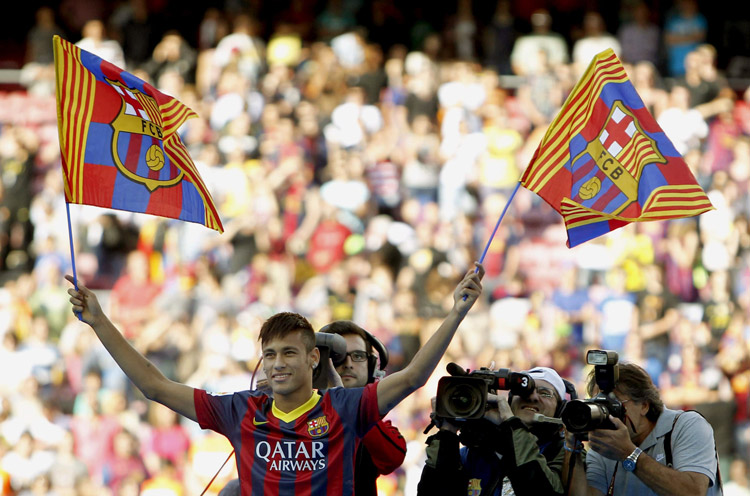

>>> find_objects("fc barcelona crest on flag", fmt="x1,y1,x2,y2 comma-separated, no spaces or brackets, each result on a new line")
53,35,223,233
307,416,329,437
572,101,666,216
521,49,712,247
107,79,185,192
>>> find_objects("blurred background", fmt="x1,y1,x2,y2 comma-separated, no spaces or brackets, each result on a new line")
0,0,749,494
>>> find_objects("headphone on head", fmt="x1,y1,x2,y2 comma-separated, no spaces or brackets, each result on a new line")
364,329,388,382
319,322,389,383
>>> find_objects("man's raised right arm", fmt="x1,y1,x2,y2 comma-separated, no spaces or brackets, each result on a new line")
66,275,197,422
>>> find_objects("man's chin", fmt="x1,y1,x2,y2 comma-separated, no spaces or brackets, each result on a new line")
516,409,540,424
341,377,361,387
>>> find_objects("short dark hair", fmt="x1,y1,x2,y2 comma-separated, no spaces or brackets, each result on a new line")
259,312,315,352
586,361,664,423
321,321,372,354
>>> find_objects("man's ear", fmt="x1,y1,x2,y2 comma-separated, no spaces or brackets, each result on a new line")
638,400,650,418
310,347,320,367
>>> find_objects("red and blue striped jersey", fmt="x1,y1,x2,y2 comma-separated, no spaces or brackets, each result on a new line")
194,383,381,496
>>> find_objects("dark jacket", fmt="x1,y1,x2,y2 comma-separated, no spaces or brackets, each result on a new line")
417,417,566,496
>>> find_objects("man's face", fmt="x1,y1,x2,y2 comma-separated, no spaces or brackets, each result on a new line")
613,390,650,442
510,379,559,425
335,334,370,388
262,330,318,398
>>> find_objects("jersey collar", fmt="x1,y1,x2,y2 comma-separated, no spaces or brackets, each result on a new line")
272,390,321,423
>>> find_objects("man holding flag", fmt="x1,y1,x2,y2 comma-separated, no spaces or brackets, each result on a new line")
67,263,484,495
57,33,488,496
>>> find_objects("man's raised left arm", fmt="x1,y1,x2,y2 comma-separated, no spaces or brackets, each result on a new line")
376,263,484,414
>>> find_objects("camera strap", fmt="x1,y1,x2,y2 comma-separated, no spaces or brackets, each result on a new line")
606,463,618,496
664,411,722,490
608,410,723,495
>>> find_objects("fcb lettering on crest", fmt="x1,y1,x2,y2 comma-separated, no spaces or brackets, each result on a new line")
572,101,666,215
107,78,184,192
307,416,329,437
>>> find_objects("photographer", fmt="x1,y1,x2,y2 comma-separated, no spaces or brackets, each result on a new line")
417,367,586,495
325,321,407,496
585,361,722,495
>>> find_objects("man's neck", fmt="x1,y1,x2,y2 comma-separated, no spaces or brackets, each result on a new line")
632,419,656,446
273,388,316,414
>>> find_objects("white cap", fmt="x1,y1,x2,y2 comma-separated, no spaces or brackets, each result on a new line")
525,367,566,400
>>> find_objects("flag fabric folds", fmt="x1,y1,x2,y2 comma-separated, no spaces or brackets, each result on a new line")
53,35,223,233
520,48,712,247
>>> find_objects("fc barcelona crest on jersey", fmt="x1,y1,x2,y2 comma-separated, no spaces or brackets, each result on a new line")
467,478,482,496
307,416,329,437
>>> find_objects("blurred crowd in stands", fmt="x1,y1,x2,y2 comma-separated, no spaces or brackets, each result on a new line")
0,0,749,494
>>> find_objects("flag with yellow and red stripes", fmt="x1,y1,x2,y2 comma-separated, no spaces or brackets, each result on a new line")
53,35,223,233
520,48,711,247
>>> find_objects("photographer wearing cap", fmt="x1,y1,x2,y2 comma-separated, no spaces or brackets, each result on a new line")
417,366,586,495
585,361,722,495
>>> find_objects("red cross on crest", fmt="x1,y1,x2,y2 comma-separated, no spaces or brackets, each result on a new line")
600,107,635,156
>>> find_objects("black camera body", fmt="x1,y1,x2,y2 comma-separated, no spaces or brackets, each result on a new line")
435,363,535,421
312,332,347,390
561,350,624,433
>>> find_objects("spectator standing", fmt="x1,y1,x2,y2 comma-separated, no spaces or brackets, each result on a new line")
677,48,732,117
141,31,198,87
629,61,669,119
617,1,661,67
510,8,568,77
109,250,163,340
663,0,707,77
48,430,89,493
102,429,149,493
25,6,66,66
657,82,709,156
75,19,126,69
212,13,266,87
109,0,158,70
724,459,750,496
596,267,638,355
482,0,517,75
142,402,191,477
572,11,621,78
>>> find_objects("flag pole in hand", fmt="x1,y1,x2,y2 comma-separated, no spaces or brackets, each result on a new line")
463,181,521,300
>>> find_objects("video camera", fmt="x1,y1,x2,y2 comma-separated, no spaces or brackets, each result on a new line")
312,332,347,390
560,349,624,433
435,362,536,421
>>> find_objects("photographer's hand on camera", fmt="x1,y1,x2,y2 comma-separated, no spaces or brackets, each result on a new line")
483,393,513,425
587,415,637,462
419,367,575,496
429,396,459,434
